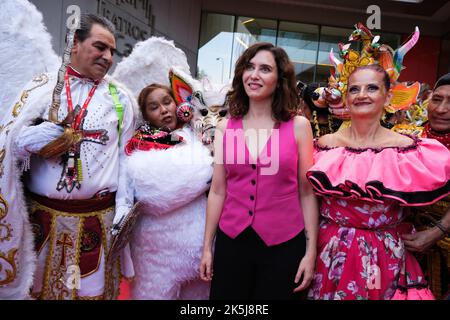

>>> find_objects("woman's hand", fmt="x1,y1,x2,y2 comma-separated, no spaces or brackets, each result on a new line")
199,249,214,281
293,253,316,293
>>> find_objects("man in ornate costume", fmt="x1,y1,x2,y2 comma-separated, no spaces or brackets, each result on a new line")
402,73,450,299
0,13,135,299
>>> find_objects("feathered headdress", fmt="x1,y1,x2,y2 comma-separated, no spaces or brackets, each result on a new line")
325,22,421,118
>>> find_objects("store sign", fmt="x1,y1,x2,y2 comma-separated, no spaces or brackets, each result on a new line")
99,0,155,57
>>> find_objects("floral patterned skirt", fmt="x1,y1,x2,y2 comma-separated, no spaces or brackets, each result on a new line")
307,219,434,300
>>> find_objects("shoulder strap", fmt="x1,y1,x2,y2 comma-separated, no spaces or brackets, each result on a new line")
108,83,124,140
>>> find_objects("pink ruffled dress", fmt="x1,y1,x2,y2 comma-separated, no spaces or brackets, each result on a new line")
306,136,450,300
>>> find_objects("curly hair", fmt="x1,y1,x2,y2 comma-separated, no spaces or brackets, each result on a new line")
138,83,175,121
227,42,299,122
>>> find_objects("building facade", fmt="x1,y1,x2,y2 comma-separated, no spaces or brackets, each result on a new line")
32,0,450,86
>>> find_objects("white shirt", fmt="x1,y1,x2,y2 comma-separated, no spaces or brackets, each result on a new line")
19,73,135,209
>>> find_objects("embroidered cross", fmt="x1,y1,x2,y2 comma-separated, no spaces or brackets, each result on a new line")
56,233,74,268
57,107,109,192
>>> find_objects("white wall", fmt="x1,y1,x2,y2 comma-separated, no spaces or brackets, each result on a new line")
149,0,202,75
30,0,97,54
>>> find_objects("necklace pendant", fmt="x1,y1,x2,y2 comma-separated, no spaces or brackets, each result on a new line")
56,149,81,192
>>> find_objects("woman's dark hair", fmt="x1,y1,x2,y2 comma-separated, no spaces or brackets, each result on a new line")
74,14,115,43
348,64,391,91
138,84,175,121
227,42,299,122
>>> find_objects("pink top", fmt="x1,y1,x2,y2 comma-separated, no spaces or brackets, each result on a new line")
219,117,304,246
307,136,450,206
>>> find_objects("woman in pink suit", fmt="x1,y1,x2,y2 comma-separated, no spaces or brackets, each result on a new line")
199,42,319,300
306,64,450,300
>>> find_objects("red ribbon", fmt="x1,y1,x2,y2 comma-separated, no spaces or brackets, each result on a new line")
64,70,99,130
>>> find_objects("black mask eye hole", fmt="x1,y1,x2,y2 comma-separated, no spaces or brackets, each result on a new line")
219,110,227,117
200,109,208,116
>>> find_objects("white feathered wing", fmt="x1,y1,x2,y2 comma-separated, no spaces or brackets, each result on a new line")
112,37,191,99
0,0,60,122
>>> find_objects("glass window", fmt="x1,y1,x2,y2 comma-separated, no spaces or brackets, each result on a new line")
197,13,235,84
196,12,402,86
316,26,354,83
231,16,278,76
278,22,319,83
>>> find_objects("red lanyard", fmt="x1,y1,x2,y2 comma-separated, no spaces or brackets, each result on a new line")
64,71,99,130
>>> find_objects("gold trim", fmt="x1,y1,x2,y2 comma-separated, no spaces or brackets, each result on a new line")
32,201,113,218
11,75,49,118
75,217,83,293
30,199,114,299
12,73,48,118
0,191,11,243
0,149,5,163
77,294,104,300
0,248,18,286
117,257,124,300
100,213,110,298
99,213,108,259
80,213,109,278
12,91,28,118
31,291,106,300
80,247,102,279
0,222,12,242
99,210,120,299
41,213,57,299
0,192,8,220
71,217,83,300
29,203,51,255
112,258,121,299
30,74,49,88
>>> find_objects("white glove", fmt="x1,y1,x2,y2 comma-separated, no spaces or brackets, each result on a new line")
15,121,64,156
111,205,130,235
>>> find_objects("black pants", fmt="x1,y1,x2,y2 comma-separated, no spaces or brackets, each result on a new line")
210,227,306,300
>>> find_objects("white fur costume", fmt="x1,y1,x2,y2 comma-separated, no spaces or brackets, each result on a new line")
126,125,213,300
